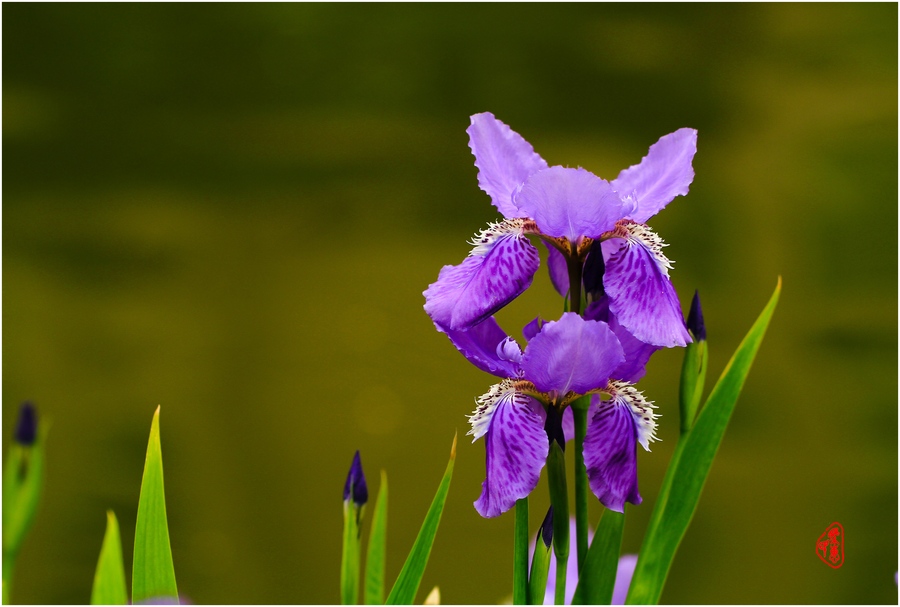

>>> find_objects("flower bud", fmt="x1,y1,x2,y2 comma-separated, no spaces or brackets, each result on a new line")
342,450,368,508
14,401,37,447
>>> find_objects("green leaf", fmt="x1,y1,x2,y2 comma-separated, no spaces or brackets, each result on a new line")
571,509,625,605
528,533,551,606
364,470,389,605
385,433,456,605
513,497,529,605
679,339,708,434
92,510,128,605
341,501,361,604
132,406,178,604
2,425,47,558
627,278,781,605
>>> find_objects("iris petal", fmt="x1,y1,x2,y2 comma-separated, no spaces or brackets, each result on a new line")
424,227,540,331
612,128,697,224
441,316,521,378
583,395,641,513
473,389,549,518
468,112,548,218
585,299,661,383
520,313,624,395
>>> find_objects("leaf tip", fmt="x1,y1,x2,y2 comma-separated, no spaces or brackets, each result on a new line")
450,431,458,460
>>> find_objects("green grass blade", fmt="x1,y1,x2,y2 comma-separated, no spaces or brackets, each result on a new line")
385,434,456,605
92,510,128,605
572,509,625,605
627,278,781,604
364,471,389,605
132,406,178,604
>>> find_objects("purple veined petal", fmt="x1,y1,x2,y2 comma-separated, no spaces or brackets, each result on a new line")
544,242,569,297
468,112,549,218
585,299,661,383
472,385,549,518
612,554,639,605
520,313,624,396
440,316,521,378
515,167,634,241
603,226,691,348
583,395,641,512
612,128,698,224
423,220,541,331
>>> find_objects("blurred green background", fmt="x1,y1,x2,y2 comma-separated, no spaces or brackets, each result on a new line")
3,3,897,604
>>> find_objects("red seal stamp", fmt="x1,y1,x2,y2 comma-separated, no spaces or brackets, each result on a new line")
815,522,844,568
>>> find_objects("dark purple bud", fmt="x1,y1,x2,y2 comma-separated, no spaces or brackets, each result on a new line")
539,506,554,548
544,406,565,451
686,290,706,341
582,240,606,301
343,450,368,507
14,401,37,446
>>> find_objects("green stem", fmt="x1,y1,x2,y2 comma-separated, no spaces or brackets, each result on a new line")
546,443,569,606
514,498,529,605
554,555,567,605
572,399,590,574
3,551,15,605
566,256,583,316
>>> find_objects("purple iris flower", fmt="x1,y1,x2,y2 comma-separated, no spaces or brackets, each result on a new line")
445,313,659,517
424,112,697,348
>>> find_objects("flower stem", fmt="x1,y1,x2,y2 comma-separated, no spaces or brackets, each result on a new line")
3,551,14,605
571,397,591,573
566,256,583,316
546,442,569,605
514,497,529,605
554,555,567,605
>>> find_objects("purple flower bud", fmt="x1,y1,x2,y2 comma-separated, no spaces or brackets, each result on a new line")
14,401,37,446
686,290,706,341
343,451,368,507
539,506,554,548
544,406,566,451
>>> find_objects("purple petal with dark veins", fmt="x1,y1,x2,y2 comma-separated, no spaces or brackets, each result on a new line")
603,241,691,348
515,167,633,241
585,299,661,383
544,242,569,297
583,396,641,513
475,392,549,518
424,234,540,331
468,112,548,218
441,316,521,378
612,128,697,224
520,313,624,395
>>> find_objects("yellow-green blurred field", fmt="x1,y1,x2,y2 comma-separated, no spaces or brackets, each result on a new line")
3,4,896,604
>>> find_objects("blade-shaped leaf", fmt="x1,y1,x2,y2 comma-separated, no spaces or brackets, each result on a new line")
92,510,128,605
132,406,178,604
385,434,456,605
571,509,625,605
364,470,389,605
513,497,529,605
627,278,781,604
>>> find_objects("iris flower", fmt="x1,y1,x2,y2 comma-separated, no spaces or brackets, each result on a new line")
444,313,659,517
424,112,697,348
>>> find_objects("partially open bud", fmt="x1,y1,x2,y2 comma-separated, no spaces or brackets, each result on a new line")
686,290,706,341
14,401,37,447
529,506,554,604
343,450,368,508
680,290,709,434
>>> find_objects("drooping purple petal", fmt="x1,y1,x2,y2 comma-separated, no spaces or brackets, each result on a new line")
585,299,661,383
515,167,633,241
441,316,521,378
474,390,549,518
603,237,690,348
583,396,641,512
612,128,697,224
468,112,548,218
520,313,624,396
612,554,639,605
424,232,540,331
544,242,569,297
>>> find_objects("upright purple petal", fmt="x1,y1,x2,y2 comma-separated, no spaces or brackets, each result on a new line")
612,555,639,605
474,391,549,518
585,299,661,383
544,242,569,297
520,313,624,396
612,128,697,224
583,396,641,512
515,167,633,241
441,316,521,378
424,231,540,331
468,112,548,218
603,236,690,348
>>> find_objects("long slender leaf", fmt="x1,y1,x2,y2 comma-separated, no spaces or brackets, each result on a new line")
132,406,178,604
627,278,781,604
92,510,128,605
513,497,529,605
364,471,389,605
385,434,456,605
571,509,625,605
